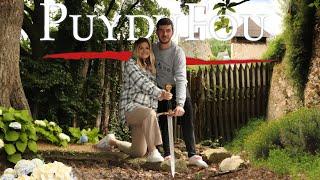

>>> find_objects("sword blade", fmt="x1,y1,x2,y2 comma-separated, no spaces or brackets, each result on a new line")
167,115,175,177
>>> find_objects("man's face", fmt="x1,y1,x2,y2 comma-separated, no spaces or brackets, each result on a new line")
156,25,173,44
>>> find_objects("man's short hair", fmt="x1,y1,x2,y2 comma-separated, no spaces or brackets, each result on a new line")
156,18,174,31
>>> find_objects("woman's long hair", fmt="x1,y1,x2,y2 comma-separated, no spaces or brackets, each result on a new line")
132,38,156,75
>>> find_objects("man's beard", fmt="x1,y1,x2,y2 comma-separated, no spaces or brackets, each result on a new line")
159,37,171,44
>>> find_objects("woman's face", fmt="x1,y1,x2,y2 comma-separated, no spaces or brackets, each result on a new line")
137,42,150,60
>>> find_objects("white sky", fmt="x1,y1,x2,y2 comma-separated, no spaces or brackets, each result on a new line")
157,0,283,40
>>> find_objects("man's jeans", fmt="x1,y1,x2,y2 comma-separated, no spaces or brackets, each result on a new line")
157,88,196,158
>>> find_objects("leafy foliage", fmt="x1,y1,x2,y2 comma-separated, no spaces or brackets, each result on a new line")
208,39,231,59
230,108,320,159
34,120,69,147
282,0,316,98
309,0,320,9
0,107,37,163
225,118,264,153
228,108,320,178
261,35,286,61
68,127,102,143
180,0,250,33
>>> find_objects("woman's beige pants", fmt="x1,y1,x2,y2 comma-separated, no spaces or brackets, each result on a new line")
116,106,162,157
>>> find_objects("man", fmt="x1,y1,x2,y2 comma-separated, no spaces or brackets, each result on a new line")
153,18,208,168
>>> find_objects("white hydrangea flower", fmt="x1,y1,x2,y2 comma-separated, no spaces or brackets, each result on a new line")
3,168,15,176
31,158,44,168
58,133,70,142
14,160,35,176
9,122,22,130
0,109,2,116
0,139,4,149
0,174,15,180
31,161,74,180
16,175,33,180
34,120,46,127
48,121,56,126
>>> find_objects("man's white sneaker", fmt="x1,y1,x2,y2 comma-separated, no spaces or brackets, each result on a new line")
164,155,172,161
147,149,164,163
95,134,115,149
189,155,208,168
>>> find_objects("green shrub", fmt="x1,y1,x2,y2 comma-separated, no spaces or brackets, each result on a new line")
261,35,286,61
255,149,320,179
0,107,38,163
226,118,264,153
228,108,320,178
282,0,315,97
279,108,320,154
69,127,102,143
34,120,69,147
243,108,320,159
244,119,282,159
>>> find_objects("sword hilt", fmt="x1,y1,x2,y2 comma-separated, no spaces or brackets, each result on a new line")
164,84,173,113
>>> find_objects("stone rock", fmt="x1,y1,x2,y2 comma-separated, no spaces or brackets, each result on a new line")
201,147,231,164
304,14,320,108
267,63,304,120
219,155,245,172
127,157,147,169
160,159,188,173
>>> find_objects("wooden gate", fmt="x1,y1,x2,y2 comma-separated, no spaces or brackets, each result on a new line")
174,62,273,142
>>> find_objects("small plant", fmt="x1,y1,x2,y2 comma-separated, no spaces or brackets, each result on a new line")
0,107,38,163
236,108,320,160
34,120,70,147
228,108,320,178
68,127,102,144
309,0,320,9
226,118,264,153
200,137,222,148
261,35,286,61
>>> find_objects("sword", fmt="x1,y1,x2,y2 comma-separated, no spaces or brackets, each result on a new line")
164,84,175,178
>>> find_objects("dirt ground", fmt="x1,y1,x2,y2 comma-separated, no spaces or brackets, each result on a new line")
0,159,290,180
0,143,291,180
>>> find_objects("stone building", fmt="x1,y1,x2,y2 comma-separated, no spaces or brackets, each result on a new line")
231,18,271,59
179,32,213,61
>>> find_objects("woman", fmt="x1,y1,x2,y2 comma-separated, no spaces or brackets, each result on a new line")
96,38,172,162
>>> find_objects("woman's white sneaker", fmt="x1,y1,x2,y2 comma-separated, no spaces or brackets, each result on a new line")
95,134,115,149
147,149,164,162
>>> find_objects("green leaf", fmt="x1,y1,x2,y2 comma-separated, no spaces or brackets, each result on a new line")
8,107,15,112
14,111,32,122
5,131,20,141
60,140,68,147
87,128,101,143
228,2,239,8
28,140,37,153
7,153,22,164
16,140,28,152
0,120,6,132
20,132,28,142
4,143,16,155
28,126,38,141
213,2,225,10
227,7,236,12
3,113,15,121
69,127,81,139
308,3,315,7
